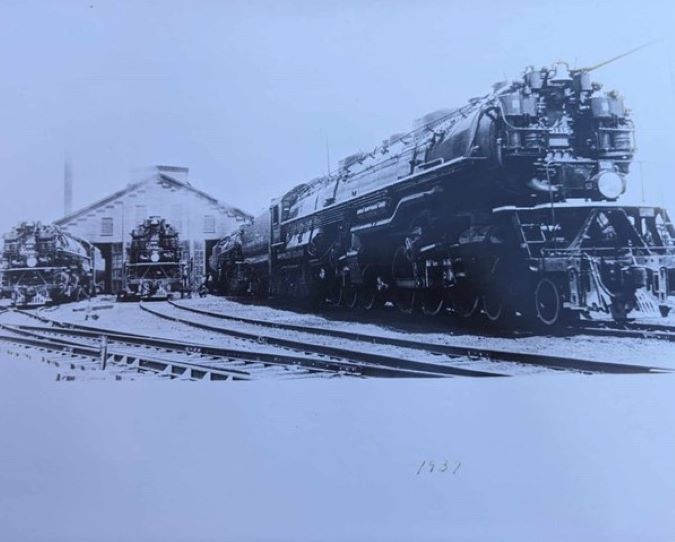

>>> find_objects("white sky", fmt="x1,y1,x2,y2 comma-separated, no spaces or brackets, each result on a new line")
1,0,675,234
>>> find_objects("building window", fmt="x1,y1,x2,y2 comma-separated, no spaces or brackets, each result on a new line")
101,217,113,236
203,215,216,233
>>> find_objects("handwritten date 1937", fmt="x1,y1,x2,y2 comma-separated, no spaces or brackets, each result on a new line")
416,460,462,475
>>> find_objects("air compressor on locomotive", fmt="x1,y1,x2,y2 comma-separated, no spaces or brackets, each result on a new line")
209,59,675,326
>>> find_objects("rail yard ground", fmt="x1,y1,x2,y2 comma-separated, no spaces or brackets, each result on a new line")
7,295,675,375
1,297,674,541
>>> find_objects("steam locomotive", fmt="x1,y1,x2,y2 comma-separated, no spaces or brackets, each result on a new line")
208,211,266,296
209,60,675,326
1,221,104,307
119,216,189,301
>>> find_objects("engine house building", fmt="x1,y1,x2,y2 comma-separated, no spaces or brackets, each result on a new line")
55,165,251,293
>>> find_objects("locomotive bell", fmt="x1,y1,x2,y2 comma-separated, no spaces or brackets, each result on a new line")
549,62,573,85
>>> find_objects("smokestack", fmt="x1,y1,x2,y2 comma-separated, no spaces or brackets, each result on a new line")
64,155,73,216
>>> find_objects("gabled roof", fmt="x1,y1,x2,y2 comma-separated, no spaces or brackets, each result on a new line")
55,171,251,225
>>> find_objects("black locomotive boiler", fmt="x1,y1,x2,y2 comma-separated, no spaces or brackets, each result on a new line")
119,216,189,301
207,210,268,297
1,221,104,307
209,61,675,326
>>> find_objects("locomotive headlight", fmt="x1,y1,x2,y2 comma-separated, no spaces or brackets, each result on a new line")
26,256,37,268
150,251,160,263
597,171,625,200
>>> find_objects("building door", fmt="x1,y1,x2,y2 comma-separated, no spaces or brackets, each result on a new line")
204,239,219,279
93,243,113,293
111,243,125,293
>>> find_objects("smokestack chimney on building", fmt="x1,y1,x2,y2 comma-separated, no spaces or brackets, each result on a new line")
64,155,73,216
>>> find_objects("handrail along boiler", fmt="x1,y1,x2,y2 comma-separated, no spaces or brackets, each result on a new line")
209,60,675,326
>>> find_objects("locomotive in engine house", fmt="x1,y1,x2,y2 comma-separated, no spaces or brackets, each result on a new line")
1,221,104,307
119,216,189,301
209,60,675,326
207,211,267,297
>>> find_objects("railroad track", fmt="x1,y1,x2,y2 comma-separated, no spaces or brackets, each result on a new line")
159,300,669,375
3,309,460,379
0,320,253,381
3,303,670,379
214,296,675,341
139,303,507,378
574,320,675,342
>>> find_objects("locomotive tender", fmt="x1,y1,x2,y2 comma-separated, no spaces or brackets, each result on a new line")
1,221,104,307
210,61,675,326
120,216,189,301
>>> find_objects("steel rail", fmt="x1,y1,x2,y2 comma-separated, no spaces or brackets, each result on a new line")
167,301,667,375
12,323,391,378
141,302,506,378
575,321,675,342
6,314,444,379
0,322,250,381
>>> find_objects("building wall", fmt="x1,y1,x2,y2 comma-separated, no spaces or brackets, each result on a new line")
58,176,249,292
